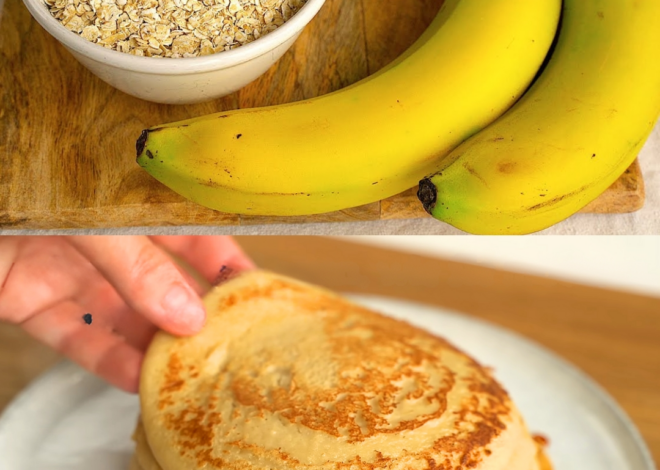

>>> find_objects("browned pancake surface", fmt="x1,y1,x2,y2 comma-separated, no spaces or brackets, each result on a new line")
139,271,543,470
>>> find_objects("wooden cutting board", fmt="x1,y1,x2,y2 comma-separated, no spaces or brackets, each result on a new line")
0,0,646,229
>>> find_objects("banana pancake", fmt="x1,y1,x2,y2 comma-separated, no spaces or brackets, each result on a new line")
136,270,551,470
131,418,552,470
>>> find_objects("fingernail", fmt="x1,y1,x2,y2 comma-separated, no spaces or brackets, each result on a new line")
162,285,206,334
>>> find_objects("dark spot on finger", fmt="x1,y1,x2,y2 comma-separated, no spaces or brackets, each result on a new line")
213,265,236,286
83,313,93,325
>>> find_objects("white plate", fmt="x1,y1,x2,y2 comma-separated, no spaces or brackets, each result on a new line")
0,295,655,470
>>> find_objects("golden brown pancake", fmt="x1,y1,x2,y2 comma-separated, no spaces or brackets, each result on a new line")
131,419,162,470
128,454,141,470
132,416,552,470
136,270,552,470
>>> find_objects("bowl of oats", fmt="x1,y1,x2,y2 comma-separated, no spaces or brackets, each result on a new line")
22,0,325,104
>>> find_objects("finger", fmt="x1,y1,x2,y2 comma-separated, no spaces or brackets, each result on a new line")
111,305,159,352
1,240,162,353
0,237,21,293
20,299,143,392
66,236,205,336
0,237,98,324
150,236,255,284
28,274,158,354
0,237,159,373
73,279,160,352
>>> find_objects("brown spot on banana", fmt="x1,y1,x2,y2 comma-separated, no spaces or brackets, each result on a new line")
199,178,225,189
497,161,517,174
527,185,588,211
147,124,189,134
463,162,489,187
528,195,566,211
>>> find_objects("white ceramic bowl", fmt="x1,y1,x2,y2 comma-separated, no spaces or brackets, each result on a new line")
21,0,326,104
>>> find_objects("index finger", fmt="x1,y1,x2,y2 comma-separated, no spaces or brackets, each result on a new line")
65,236,205,336
149,236,255,284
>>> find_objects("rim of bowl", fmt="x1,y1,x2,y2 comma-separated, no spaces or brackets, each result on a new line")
21,0,326,74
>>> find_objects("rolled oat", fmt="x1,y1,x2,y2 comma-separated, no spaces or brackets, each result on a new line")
44,0,308,58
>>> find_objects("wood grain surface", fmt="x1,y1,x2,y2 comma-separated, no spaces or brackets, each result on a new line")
0,237,658,463
0,0,646,229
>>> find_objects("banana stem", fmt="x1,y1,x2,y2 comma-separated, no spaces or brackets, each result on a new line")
417,178,438,214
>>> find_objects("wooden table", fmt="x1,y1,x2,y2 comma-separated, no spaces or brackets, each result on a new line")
1,237,659,465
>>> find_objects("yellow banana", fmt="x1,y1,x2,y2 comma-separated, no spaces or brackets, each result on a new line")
419,0,660,235
136,0,560,216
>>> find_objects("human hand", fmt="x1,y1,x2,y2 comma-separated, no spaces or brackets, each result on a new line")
0,236,254,393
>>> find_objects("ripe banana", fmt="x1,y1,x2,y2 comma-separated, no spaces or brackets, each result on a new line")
136,0,560,216
418,0,660,235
